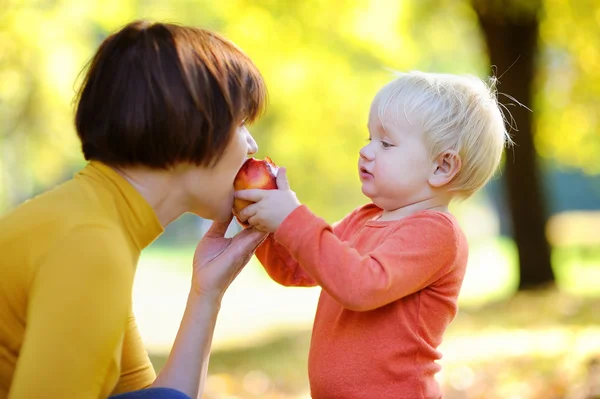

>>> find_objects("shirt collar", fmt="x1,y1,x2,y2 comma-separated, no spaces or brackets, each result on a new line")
78,161,164,250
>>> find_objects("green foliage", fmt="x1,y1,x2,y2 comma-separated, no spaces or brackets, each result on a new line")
536,0,600,174
0,0,598,220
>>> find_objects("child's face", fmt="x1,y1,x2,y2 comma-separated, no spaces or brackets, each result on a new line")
359,97,433,211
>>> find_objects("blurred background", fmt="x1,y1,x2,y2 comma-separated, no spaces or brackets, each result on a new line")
1,0,599,397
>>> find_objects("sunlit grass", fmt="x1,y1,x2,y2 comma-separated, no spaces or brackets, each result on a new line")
137,237,600,399
147,292,600,399
135,236,600,350
139,235,600,308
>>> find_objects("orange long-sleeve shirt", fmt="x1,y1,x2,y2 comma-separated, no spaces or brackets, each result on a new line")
0,161,163,398
255,204,468,399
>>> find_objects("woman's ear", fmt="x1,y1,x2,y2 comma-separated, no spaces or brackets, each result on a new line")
428,150,461,188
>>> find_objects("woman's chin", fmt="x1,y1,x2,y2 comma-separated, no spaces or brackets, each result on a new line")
190,205,232,223
203,195,236,222
212,209,234,223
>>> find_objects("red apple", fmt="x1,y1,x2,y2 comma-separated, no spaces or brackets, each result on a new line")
233,157,279,226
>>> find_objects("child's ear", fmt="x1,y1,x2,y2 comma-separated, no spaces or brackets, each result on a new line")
428,150,461,188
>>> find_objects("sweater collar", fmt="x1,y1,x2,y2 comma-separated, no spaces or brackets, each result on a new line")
78,161,164,250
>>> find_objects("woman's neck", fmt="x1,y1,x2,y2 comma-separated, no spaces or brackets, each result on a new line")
114,166,189,228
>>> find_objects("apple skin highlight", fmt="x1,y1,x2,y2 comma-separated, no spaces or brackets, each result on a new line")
233,157,279,226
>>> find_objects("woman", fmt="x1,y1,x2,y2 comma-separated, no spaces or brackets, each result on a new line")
0,20,267,399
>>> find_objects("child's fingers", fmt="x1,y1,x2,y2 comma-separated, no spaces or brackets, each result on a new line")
238,203,258,222
276,167,290,190
247,214,262,230
235,189,264,202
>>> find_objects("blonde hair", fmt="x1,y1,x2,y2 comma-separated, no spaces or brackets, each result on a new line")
376,71,512,199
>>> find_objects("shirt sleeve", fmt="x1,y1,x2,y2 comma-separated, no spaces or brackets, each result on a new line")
254,235,317,287
110,309,156,396
9,227,134,399
274,206,460,311
254,208,361,287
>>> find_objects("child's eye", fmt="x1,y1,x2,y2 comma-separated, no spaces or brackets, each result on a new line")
381,141,393,148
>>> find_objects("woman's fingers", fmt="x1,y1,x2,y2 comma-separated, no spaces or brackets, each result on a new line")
204,217,233,238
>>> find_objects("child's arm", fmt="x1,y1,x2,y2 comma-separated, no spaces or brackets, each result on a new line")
271,206,460,311
253,213,355,287
254,235,317,287
235,168,460,311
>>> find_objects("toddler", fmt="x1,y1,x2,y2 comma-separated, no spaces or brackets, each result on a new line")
235,71,510,399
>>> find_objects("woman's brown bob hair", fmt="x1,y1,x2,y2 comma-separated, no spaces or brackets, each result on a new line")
74,20,267,168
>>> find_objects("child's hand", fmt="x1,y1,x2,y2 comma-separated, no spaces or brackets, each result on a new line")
235,167,301,233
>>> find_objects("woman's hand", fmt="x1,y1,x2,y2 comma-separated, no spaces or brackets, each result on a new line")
191,217,267,300
154,217,266,398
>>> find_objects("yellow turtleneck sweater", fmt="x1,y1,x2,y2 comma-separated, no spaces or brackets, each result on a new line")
0,161,164,398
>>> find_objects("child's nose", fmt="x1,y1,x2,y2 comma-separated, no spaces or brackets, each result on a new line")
359,145,374,161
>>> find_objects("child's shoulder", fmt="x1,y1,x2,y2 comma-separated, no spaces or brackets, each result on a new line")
402,210,468,249
402,210,463,233
350,205,460,226
345,203,383,222
408,209,460,225
343,205,465,238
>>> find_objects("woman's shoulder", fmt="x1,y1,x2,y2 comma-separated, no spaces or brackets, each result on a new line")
2,176,119,228
0,178,128,268
0,181,134,310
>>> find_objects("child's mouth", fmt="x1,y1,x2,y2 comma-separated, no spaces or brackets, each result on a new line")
359,167,373,179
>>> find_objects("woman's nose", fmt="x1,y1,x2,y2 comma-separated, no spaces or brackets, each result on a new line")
246,130,258,156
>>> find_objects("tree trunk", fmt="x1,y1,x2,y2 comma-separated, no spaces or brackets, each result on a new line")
472,1,555,289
